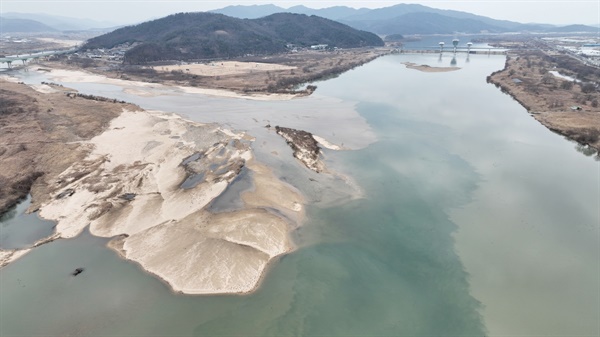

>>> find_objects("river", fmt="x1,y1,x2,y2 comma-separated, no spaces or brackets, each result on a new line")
1,53,598,336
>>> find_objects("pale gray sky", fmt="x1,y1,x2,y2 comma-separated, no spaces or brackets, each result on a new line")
1,0,598,26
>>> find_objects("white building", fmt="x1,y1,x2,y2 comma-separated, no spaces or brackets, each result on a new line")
310,44,328,50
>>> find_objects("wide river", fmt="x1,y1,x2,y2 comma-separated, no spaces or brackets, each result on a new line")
1,53,598,336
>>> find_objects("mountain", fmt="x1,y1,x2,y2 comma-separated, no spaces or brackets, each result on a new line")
343,4,432,22
209,4,592,35
209,4,370,20
346,12,509,35
341,4,563,33
208,4,285,19
0,17,57,33
3,12,121,31
286,5,370,20
254,13,382,47
550,24,599,33
83,12,384,64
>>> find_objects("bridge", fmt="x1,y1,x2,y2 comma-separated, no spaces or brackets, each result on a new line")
0,48,78,68
395,46,507,55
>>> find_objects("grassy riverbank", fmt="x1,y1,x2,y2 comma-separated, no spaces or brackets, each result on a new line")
487,51,600,151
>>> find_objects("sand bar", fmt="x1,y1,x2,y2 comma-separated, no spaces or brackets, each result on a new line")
313,134,344,150
30,108,304,294
45,68,300,101
153,61,296,77
402,62,461,73
36,38,82,48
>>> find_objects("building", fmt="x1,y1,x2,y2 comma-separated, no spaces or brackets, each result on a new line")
310,44,328,50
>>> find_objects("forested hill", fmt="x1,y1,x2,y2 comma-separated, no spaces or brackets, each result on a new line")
83,12,384,63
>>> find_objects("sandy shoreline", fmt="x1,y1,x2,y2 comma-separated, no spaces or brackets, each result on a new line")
45,68,301,101
0,249,32,268
313,134,344,150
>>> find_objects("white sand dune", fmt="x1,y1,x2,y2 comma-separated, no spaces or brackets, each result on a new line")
35,109,303,294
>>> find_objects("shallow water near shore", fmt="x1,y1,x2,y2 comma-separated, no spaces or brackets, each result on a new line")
1,54,598,336
0,195,55,250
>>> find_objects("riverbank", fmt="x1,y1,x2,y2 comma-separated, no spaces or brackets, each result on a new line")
0,80,135,213
0,79,305,294
37,67,302,101
43,48,390,96
487,52,600,151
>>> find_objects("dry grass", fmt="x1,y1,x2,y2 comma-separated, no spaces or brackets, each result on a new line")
488,52,600,150
44,48,389,94
0,80,139,214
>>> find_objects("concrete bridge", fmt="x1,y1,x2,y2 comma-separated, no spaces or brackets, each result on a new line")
0,48,78,68
396,46,507,55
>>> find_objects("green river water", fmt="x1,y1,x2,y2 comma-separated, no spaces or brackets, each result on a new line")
0,53,598,336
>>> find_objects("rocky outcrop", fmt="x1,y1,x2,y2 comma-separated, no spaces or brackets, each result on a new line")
275,126,325,173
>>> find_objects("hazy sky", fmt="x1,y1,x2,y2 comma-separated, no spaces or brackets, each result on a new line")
1,0,598,26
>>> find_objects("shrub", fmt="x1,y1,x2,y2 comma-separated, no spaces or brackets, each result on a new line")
561,81,574,90
581,83,596,94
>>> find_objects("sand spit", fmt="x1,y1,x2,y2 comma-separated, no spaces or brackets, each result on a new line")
153,61,296,77
45,68,300,101
402,62,461,73
34,109,303,294
0,249,32,268
312,135,344,151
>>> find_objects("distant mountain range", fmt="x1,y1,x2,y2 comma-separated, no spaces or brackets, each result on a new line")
3,4,596,36
2,12,121,32
211,4,598,35
0,17,58,33
83,12,383,64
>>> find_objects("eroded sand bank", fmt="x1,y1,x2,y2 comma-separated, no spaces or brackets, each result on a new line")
32,109,304,294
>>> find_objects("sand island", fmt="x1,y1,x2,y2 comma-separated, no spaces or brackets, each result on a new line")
402,62,461,73
0,75,350,294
